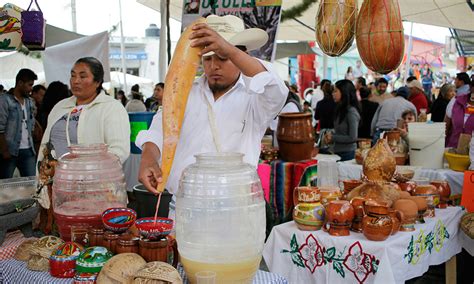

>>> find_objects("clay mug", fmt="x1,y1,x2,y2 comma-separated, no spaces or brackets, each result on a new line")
430,180,451,209
138,236,178,267
393,199,418,232
350,197,366,233
293,202,325,231
293,186,320,206
413,184,439,218
388,209,403,235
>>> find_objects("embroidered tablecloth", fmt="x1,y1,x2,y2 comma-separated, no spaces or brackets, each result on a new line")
263,207,464,284
337,160,464,195
0,259,287,284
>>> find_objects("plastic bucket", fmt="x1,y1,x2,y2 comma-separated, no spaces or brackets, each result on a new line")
132,184,172,219
408,122,445,169
129,112,155,154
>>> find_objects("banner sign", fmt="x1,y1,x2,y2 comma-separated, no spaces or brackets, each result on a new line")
181,0,282,62
462,171,474,212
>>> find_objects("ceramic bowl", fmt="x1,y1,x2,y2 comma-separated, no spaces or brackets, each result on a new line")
135,217,173,240
444,152,470,172
102,208,137,233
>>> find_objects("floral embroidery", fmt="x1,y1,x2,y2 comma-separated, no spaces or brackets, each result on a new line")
282,234,379,283
404,220,450,265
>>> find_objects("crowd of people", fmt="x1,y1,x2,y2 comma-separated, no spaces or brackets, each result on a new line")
0,61,165,180
287,70,474,161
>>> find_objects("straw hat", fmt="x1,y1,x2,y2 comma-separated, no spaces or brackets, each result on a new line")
97,253,146,284
132,261,182,284
203,15,268,56
27,236,64,271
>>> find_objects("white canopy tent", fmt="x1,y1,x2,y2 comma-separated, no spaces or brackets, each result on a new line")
137,0,474,42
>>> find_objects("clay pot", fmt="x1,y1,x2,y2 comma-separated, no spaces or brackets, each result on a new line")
399,191,411,199
362,200,393,241
384,130,401,144
277,113,314,162
363,139,396,182
413,185,439,218
394,154,407,166
393,199,418,232
356,0,404,74
388,209,403,235
316,0,357,56
293,202,325,231
398,181,417,195
408,196,427,224
358,139,372,150
319,186,342,206
350,197,366,233
342,179,363,196
293,186,320,206
325,200,354,236
430,180,451,209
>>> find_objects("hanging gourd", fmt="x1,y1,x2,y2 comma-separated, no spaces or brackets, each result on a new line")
315,0,357,57
356,0,404,74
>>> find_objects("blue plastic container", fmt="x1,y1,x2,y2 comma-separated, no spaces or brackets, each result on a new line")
128,112,155,154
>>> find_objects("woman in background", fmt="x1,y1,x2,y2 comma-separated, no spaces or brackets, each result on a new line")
324,79,360,161
430,84,455,122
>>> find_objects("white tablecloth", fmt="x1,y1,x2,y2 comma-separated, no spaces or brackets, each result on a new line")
337,160,464,195
0,259,288,284
263,207,464,284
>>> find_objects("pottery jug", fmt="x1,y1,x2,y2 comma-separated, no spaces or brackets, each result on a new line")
277,112,315,162
393,199,418,232
293,186,320,206
362,201,393,241
293,202,325,231
430,180,451,209
388,209,403,235
414,185,439,218
350,197,365,232
325,200,354,236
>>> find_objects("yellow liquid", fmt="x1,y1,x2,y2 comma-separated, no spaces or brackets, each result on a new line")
180,255,261,284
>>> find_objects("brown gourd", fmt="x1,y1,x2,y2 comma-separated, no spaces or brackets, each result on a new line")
363,139,396,182
316,0,357,57
157,17,205,193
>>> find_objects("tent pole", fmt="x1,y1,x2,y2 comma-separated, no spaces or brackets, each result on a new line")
71,0,77,32
159,0,167,82
119,0,128,94
404,22,414,83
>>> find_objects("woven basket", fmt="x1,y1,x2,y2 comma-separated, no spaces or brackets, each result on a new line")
460,212,474,239
132,261,182,284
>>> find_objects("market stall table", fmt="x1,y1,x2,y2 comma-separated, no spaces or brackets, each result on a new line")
263,207,464,284
0,259,288,284
337,160,464,195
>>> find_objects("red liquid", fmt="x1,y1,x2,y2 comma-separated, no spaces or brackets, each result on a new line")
54,212,103,241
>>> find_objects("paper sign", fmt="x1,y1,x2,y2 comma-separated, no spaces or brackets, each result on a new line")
461,171,474,212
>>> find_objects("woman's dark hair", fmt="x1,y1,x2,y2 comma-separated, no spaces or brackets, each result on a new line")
74,57,104,94
359,86,371,99
39,81,70,129
334,79,360,123
115,89,127,106
346,66,352,73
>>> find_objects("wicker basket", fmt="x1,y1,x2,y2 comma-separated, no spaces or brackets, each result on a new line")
460,212,474,239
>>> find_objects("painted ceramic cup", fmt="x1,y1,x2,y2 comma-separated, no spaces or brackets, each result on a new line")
293,186,320,206
293,202,325,231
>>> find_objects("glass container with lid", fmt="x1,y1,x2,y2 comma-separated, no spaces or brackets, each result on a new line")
52,144,127,241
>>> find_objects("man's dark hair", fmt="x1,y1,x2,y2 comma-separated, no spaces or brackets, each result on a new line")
376,77,388,86
303,101,310,106
15,69,37,84
356,77,366,87
0,84,4,91
359,86,371,99
456,72,471,85
32,84,46,93
406,76,417,83
155,82,164,89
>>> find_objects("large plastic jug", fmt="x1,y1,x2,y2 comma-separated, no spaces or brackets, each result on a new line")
176,153,265,284
52,144,127,241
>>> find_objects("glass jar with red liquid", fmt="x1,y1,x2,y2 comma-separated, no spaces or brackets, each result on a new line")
52,144,127,241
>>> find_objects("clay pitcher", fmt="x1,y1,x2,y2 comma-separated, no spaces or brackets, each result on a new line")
350,197,366,233
325,200,355,236
277,112,314,162
430,180,451,209
315,0,357,56
388,209,403,235
356,0,404,74
413,184,439,218
293,186,320,206
362,200,393,241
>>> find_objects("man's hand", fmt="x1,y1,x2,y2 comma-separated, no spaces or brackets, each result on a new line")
138,143,163,195
189,23,236,59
